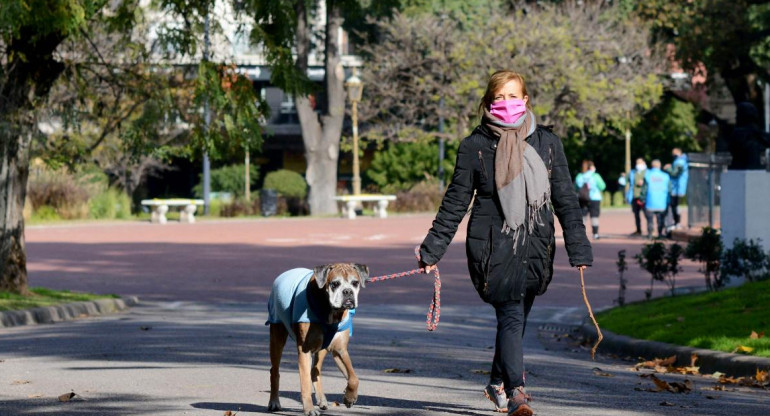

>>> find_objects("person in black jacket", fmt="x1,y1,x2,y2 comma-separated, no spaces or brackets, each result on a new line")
418,70,593,416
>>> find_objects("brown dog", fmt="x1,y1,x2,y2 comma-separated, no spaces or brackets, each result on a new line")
266,264,367,416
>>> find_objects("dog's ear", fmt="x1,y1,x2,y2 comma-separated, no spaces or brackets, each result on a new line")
352,263,369,287
313,264,333,289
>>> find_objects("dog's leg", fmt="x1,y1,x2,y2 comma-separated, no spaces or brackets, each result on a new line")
297,348,320,416
332,347,359,408
268,324,288,412
312,349,329,410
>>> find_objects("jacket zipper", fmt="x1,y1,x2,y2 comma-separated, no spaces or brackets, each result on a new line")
478,150,488,181
547,145,553,178
483,228,493,294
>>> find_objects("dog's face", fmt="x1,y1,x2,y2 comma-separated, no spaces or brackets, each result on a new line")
313,263,368,309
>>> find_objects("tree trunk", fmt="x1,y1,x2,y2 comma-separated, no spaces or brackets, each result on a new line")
294,0,346,215
0,29,65,293
0,126,31,295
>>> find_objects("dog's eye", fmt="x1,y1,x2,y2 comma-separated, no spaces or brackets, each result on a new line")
330,281,341,290
351,280,359,288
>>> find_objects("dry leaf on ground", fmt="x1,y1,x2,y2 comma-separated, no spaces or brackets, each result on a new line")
58,392,77,402
384,368,411,373
749,331,764,339
731,345,754,354
592,367,614,377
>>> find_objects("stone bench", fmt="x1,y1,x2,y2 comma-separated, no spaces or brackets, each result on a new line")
333,194,397,219
141,199,204,224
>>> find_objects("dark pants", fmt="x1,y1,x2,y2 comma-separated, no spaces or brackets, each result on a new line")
490,292,535,394
631,198,646,233
668,195,681,225
645,209,667,237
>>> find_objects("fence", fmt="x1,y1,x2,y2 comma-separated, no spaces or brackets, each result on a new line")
686,153,732,229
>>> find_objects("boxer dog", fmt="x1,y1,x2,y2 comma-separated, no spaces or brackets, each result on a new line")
266,263,367,416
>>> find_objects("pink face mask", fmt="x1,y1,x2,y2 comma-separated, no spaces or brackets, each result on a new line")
490,99,527,124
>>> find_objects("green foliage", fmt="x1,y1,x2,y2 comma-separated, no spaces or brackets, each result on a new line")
630,96,700,162
685,227,725,291
596,279,770,358
366,133,459,193
636,241,683,298
0,287,116,311
89,187,132,220
722,239,770,283
263,169,307,199
31,206,61,222
193,163,259,199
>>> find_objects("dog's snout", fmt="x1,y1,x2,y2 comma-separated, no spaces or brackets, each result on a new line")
343,288,354,297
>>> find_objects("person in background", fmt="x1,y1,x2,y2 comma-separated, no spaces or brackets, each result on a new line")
575,160,606,240
664,148,688,229
643,159,671,239
626,158,648,236
617,172,627,189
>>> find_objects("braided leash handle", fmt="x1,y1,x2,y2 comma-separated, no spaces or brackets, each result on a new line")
365,246,441,331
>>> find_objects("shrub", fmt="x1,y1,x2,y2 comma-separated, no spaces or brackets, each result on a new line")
220,198,259,217
721,238,769,282
193,163,259,199
263,169,307,199
366,136,459,193
28,172,90,219
611,191,625,207
31,205,60,221
636,242,683,298
391,180,444,213
685,227,724,291
89,188,132,219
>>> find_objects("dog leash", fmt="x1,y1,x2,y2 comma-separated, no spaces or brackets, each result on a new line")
580,267,603,360
365,246,441,331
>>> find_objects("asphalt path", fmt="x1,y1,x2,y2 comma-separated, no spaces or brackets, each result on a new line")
1,210,766,415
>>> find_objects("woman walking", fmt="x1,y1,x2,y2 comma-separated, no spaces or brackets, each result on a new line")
418,70,593,416
574,160,606,240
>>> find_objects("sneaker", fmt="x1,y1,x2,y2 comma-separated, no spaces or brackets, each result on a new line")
593,233,600,240
630,231,642,237
483,383,508,413
507,386,532,416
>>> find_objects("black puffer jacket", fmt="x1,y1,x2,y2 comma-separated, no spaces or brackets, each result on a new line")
419,124,593,304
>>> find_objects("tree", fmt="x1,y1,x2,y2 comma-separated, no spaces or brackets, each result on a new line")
359,2,663,143
1,0,266,294
634,0,770,116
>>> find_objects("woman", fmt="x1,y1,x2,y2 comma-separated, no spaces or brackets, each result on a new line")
574,160,606,240
418,70,592,416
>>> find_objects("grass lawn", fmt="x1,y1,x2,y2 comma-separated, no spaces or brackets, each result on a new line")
596,280,770,358
0,288,117,311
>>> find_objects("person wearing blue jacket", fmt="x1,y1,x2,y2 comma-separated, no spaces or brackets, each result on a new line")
625,158,648,236
644,159,671,238
575,160,606,239
664,148,688,229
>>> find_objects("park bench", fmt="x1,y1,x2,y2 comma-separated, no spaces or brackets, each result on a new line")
334,194,397,219
141,198,204,224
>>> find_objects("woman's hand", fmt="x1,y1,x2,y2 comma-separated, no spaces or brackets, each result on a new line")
576,265,588,271
419,261,438,273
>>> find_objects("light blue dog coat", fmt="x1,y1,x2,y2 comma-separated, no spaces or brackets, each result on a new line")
266,268,355,349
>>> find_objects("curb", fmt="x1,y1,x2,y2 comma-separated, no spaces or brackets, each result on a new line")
580,321,770,378
0,296,139,328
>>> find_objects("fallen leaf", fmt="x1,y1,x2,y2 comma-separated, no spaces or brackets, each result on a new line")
139,326,152,331
592,367,614,377
650,375,671,392
660,401,675,406
12,380,30,385
223,411,237,416
27,394,43,398
731,345,754,354
470,369,491,375
711,371,724,379
756,369,768,383
690,354,698,367
749,331,764,339
58,392,77,402
384,368,411,373
333,401,340,406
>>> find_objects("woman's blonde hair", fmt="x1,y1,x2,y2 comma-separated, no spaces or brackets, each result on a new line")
478,70,531,116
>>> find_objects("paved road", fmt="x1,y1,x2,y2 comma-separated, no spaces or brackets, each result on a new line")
25,210,705,309
3,210,766,415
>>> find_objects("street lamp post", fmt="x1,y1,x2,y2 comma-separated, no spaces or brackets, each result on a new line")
345,68,364,196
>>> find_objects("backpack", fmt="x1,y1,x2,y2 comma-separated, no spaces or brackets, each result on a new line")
578,182,591,204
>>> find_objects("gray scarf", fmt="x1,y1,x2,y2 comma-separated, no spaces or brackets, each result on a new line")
482,109,551,252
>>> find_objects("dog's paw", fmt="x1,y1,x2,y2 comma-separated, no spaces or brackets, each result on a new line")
304,408,322,416
267,399,282,412
343,392,357,408
316,397,329,410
